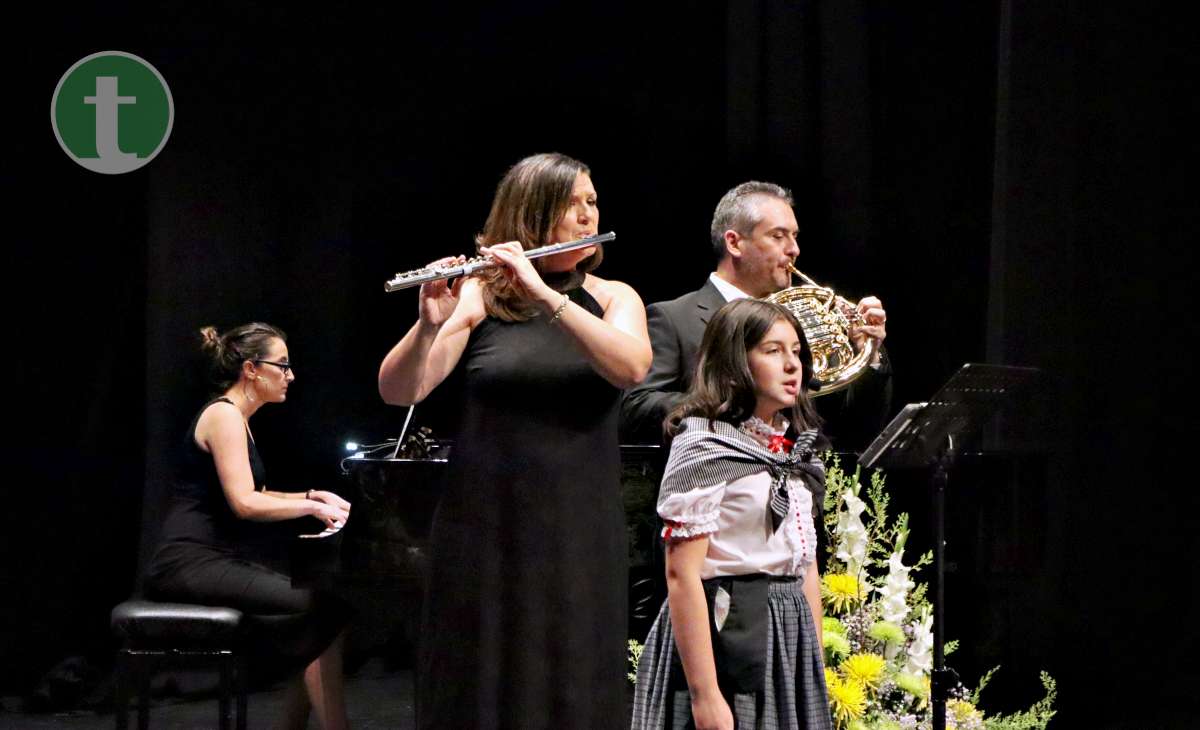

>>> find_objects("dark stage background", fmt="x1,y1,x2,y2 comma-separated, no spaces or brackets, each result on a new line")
4,2,1193,726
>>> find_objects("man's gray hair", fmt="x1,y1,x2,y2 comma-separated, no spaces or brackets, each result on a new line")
709,181,794,259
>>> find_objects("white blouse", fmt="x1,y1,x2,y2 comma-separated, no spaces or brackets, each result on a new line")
659,469,818,580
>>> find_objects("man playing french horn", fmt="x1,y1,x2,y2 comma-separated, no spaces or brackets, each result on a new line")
620,180,892,450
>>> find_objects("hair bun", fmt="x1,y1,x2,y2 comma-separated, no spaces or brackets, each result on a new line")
198,322,285,392
199,326,222,355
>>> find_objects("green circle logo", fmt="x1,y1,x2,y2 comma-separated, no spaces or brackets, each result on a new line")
51,51,174,174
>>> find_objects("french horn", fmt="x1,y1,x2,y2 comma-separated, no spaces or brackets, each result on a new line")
765,264,879,396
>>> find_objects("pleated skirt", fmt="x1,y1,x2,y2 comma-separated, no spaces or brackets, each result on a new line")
631,579,832,730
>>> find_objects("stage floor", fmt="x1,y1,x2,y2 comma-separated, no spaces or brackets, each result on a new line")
0,659,413,729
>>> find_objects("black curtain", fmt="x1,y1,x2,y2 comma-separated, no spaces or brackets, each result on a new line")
5,2,1191,724
987,0,1194,724
3,15,149,693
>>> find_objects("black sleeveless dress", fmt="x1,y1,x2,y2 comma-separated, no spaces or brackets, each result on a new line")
146,397,349,674
417,283,629,729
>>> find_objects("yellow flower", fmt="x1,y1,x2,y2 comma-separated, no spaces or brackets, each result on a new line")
948,698,985,727
825,667,840,690
827,675,867,728
822,573,866,614
842,653,887,691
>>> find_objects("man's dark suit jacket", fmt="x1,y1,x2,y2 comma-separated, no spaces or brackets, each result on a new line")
620,279,894,451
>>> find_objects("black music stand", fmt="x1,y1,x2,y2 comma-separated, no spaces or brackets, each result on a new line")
859,363,1040,730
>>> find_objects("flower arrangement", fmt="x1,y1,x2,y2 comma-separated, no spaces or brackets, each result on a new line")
820,457,1056,730
625,456,1056,729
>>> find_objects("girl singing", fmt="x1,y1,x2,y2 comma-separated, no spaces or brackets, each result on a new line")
632,298,832,730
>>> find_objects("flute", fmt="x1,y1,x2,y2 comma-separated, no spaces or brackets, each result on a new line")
384,231,616,292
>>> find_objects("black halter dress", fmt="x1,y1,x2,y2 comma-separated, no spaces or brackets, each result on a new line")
417,282,629,729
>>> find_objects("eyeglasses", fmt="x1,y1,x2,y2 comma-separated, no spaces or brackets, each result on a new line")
254,359,293,376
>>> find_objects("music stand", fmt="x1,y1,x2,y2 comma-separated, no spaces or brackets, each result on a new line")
859,363,1040,730
390,405,416,459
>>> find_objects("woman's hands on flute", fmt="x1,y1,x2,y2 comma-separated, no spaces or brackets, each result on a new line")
383,236,648,401
479,242,559,312
484,241,650,388
381,257,485,406
418,256,468,329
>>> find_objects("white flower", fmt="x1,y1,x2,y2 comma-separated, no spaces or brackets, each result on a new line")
835,488,869,576
879,551,915,624
904,607,934,676
877,551,915,658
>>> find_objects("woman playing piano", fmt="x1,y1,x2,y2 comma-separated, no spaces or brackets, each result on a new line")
146,322,352,730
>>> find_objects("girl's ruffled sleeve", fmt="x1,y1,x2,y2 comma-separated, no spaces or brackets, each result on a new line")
657,480,727,541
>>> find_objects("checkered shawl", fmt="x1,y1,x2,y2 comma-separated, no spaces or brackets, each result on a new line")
661,417,826,530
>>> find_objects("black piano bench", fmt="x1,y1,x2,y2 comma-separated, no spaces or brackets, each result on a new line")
109,600,247,730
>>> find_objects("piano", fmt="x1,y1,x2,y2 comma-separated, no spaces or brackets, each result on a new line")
298,438,667,663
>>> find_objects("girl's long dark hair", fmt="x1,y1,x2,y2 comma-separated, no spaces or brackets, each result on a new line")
666,299,824,442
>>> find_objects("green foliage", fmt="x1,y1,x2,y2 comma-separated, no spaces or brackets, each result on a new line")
627,639,644,685
970,666,999,705
981,672,1058,730
823,454,854,536
909,579,930,613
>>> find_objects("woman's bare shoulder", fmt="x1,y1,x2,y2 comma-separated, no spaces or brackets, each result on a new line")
198,399,241,426
194,399,245,450
584,273,641,307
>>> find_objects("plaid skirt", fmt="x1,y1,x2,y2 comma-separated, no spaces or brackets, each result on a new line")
631,578,832,730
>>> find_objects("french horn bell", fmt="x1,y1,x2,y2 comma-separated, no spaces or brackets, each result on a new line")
764,264,879,396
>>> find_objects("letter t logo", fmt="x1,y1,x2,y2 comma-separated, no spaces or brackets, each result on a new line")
84,76,138,164
52,51,174,174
